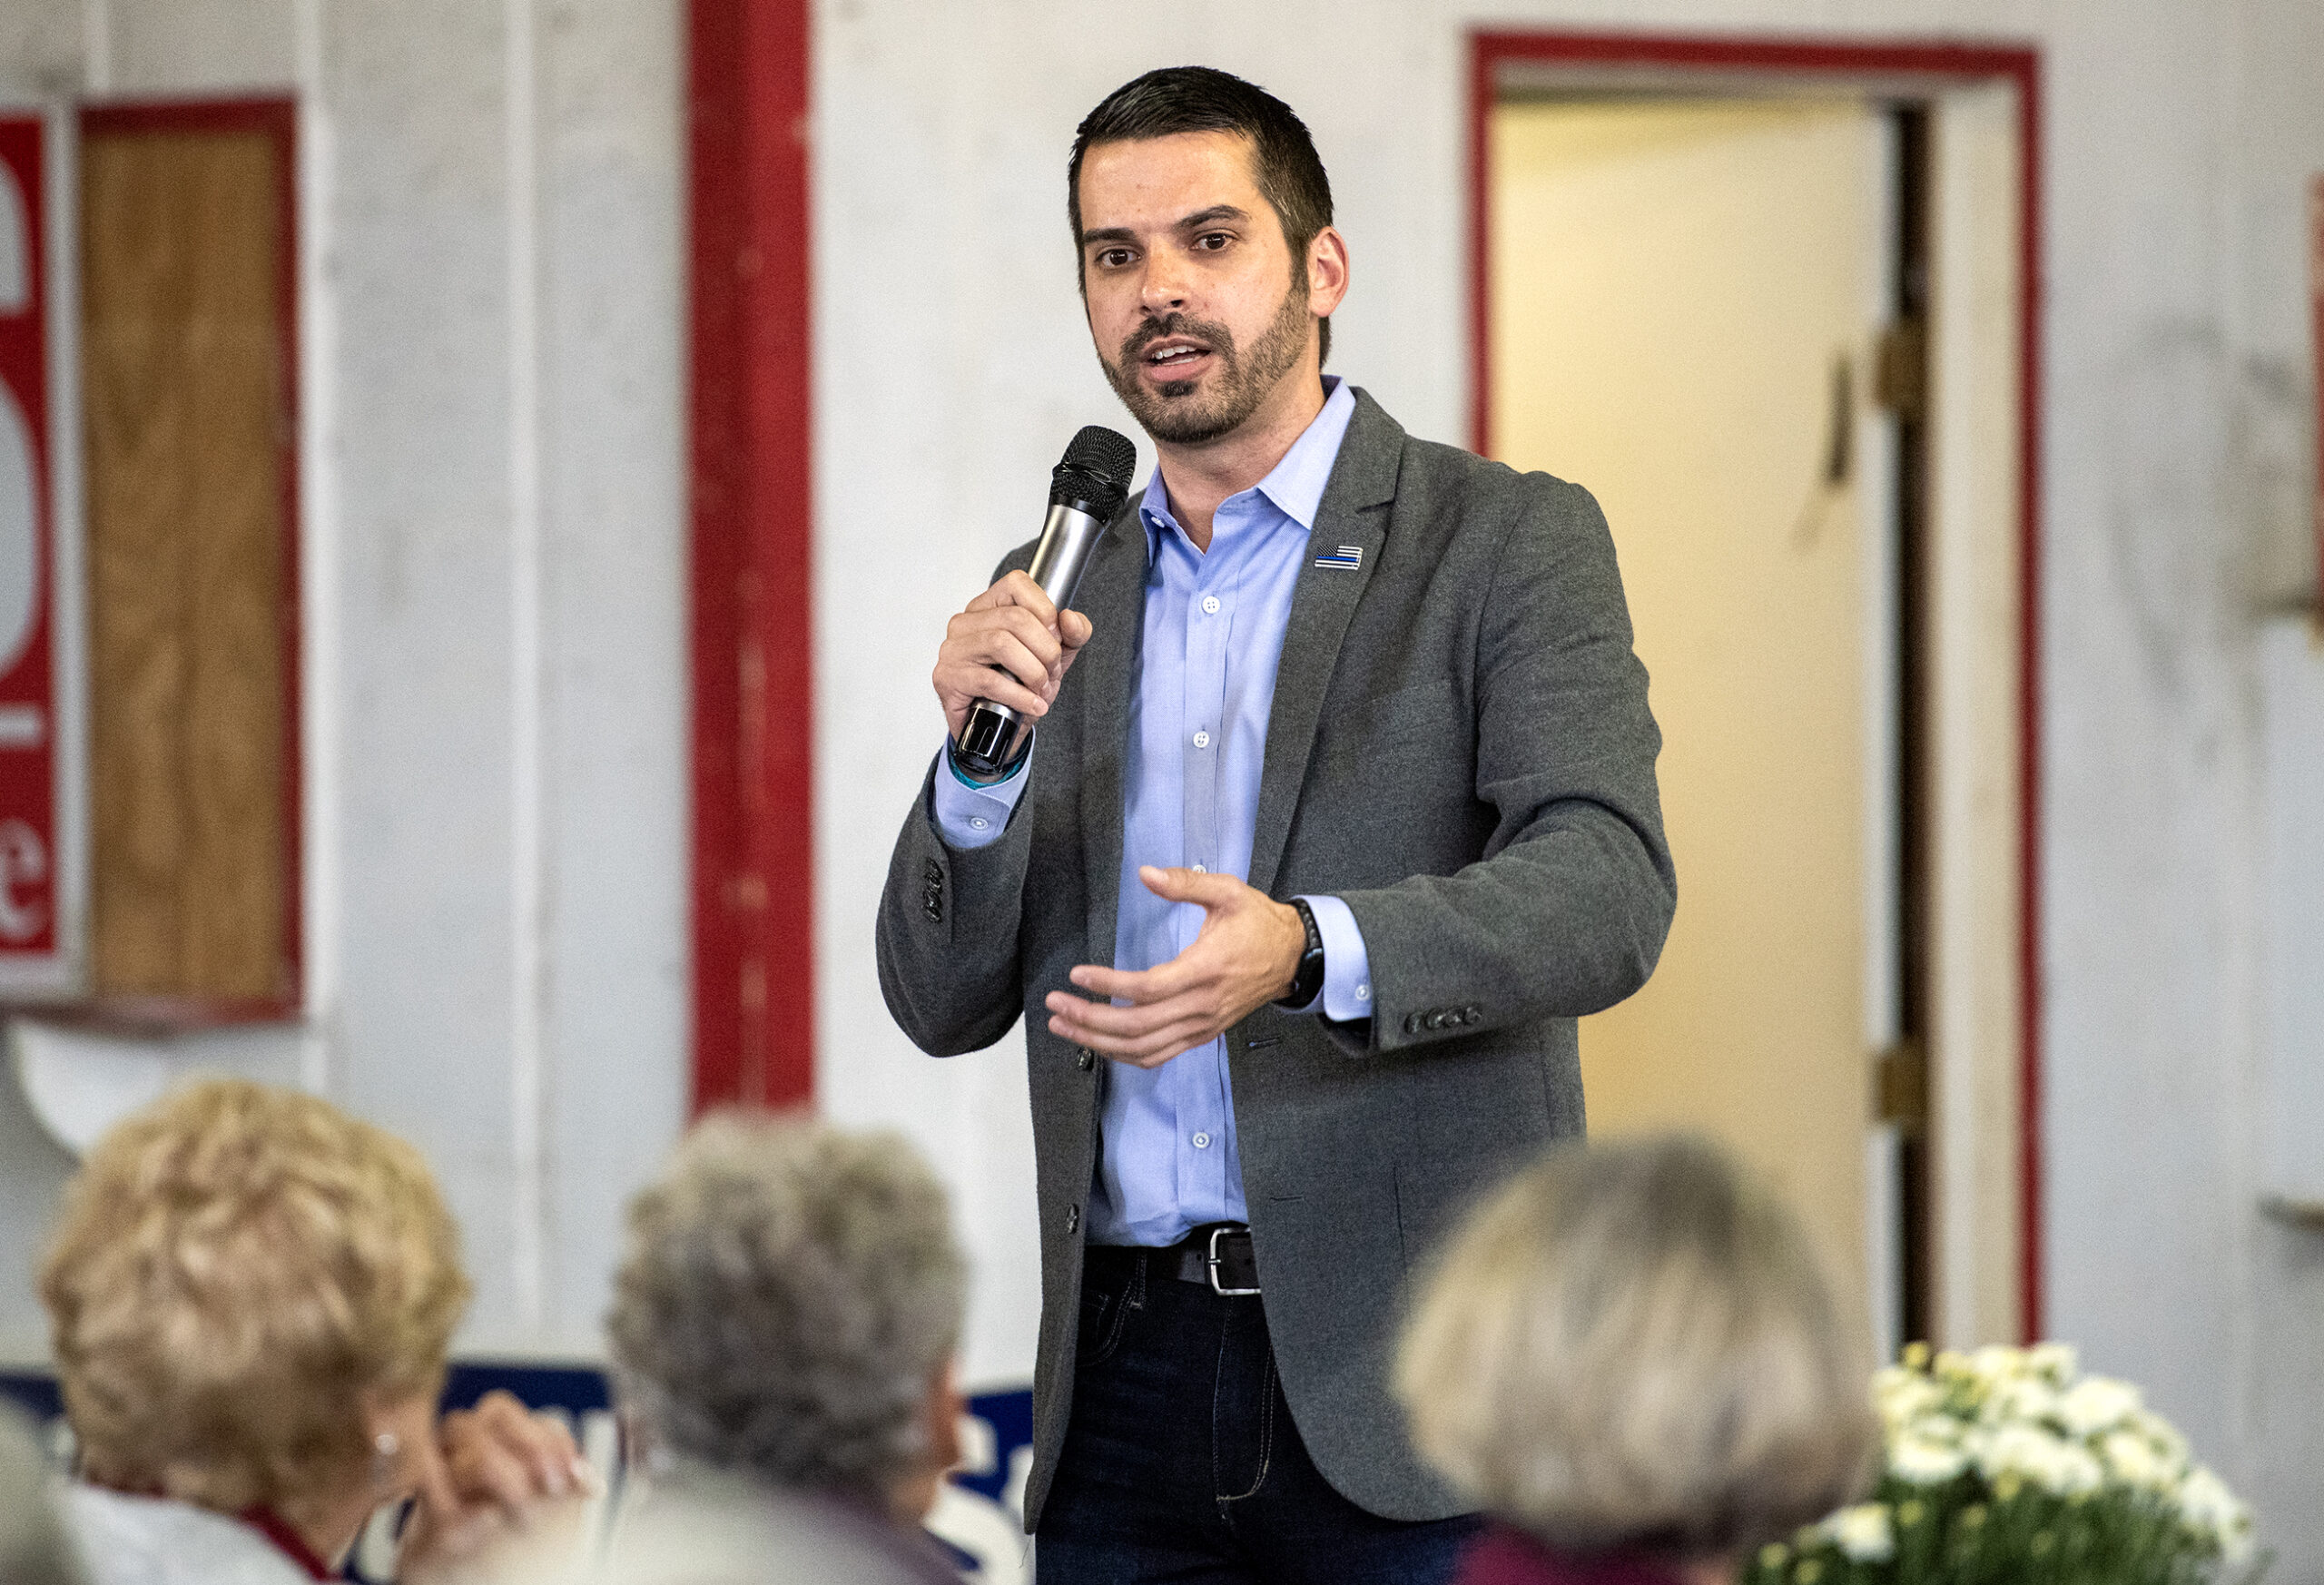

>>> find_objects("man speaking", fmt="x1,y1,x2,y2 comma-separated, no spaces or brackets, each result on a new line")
876,66,1674,1583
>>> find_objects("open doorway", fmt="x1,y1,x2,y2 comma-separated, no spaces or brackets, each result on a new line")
1471,33,2042,1354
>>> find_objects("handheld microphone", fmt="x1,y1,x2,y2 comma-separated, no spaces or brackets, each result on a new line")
953,425,1139,778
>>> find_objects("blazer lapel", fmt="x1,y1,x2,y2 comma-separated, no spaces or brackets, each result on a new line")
1075,505,1150,969
1246,391,1404,898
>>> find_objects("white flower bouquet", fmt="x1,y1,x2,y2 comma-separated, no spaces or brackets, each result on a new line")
1748,1343,2260,1585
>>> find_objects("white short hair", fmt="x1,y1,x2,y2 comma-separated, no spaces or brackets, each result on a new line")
606,1112,966,1499
1395,1136,1876,1556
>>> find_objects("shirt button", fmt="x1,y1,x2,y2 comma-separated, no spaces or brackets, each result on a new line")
1193,1132,1212,1148
1191,863,1206,873
969,816,989,831
1356,984,1370,1002
1192,730,1211,749
1202,595,1221,615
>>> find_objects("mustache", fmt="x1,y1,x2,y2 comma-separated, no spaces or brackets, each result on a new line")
1120,312,1236,365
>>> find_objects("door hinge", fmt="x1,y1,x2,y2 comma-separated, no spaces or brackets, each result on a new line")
1874,1038,1929,1130
1874,318,1927,421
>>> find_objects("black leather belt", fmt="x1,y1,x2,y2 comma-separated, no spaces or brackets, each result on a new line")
1089,1223,1259,1295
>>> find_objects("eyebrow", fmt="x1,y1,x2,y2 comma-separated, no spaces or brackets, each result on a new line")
1078,203,1254,249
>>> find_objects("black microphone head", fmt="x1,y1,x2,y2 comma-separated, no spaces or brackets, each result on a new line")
1061,425,1137,489
1051,425,1138,515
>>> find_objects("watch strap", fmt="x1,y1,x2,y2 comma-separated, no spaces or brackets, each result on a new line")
1274,898,1325,1009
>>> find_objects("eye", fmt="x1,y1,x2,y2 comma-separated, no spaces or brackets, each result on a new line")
1094,247,1135,270
1194,231,1232,251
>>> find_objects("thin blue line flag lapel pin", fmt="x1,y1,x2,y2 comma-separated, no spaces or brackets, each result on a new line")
1314,543,1363,570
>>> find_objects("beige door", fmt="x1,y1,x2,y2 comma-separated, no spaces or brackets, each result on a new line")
1490,98,1890,1300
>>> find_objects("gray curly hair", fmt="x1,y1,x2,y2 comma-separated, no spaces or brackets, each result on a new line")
606,1111,966,1499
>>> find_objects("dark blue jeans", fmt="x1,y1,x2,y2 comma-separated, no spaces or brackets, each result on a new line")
1035,1246,1482,1584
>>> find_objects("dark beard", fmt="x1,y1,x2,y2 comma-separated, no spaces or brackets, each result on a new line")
1098,281,1312,447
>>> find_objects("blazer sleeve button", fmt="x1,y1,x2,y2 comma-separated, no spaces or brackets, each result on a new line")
1065,1204,1080,1235
1404,1013,1423,1036
1424,1010,1445,1030
924,859,942,882
1077,1048,1095,1071
1462,1005,1481,1024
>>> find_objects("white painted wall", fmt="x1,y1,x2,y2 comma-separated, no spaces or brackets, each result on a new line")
0,0,2321,1568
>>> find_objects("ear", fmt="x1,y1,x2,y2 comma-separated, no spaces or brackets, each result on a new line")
356,1390,403,1457
358,1389,445,1510
924,1356,965,1474
884,1358,965,1526
1305,225,1350,319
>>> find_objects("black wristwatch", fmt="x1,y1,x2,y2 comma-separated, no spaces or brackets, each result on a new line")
1274,898,1326,1009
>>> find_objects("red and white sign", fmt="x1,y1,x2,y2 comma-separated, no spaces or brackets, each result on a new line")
0,117,59,967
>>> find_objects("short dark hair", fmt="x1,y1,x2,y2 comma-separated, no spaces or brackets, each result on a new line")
1068,66,1335,365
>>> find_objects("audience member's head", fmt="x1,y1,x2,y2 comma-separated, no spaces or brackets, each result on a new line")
40,1079,470,1568
606,1111,967,1524
0,1405,84,1585
1396,1136,1876,1583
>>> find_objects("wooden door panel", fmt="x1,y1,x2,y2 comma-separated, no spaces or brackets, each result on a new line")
82,123,291,1004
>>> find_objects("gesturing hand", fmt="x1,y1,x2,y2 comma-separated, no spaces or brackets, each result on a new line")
1046,866,1306,1068
932,569,1095,750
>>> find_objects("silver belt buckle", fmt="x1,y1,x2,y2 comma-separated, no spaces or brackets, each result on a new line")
1206,1226,1260,1296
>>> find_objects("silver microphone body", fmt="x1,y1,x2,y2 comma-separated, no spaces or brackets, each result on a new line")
1029,499,1111,608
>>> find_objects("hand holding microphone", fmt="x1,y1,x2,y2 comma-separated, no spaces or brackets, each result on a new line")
934,426,1137,779
931,576,1086,759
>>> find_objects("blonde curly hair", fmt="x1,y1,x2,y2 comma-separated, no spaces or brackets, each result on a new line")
39,1079,470,1514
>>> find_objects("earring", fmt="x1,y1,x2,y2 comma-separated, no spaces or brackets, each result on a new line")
370,1431,400,1489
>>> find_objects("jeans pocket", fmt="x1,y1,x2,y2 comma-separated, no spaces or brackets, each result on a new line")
1075,1273,1134,1371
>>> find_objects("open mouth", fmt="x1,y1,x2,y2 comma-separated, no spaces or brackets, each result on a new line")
1140,338,1215,378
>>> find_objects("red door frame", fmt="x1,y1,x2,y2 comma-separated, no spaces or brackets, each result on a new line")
687,0,814,1112
78,97,303,1025
1469,30,2046,1343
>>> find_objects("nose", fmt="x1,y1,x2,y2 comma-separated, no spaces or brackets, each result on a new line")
1140,250,1191,316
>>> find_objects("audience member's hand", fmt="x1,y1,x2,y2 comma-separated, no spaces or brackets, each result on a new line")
400,1392,598,1581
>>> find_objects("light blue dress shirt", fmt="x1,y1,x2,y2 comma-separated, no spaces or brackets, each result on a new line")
932,376,1374,1245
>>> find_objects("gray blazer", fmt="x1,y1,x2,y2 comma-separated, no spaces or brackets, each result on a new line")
876,389,1673,1529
